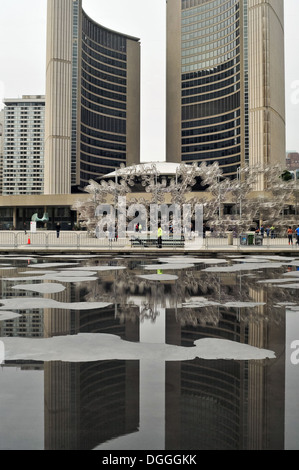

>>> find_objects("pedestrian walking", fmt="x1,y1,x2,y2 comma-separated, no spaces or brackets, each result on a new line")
266,226,271,238
287,226,293,245
157,224,163,248
270,225,275,239
56,222,61,238
260,225,265,237
296,225,299,245
108,225,114,246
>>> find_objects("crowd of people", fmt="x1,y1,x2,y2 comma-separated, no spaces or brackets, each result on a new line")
255,224,299,245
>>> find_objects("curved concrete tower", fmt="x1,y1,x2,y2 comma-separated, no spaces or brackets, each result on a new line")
44,0,73,194
166,0,285,189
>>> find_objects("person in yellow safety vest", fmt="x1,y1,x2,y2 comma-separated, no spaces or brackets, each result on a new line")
157,224,163,248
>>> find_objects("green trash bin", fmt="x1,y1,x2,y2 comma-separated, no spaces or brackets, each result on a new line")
247,234,254,245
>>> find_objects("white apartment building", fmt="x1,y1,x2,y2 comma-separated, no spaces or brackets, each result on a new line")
3,95,45,195
0,109,4,194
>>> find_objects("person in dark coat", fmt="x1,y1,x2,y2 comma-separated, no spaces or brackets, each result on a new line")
56,223,61,238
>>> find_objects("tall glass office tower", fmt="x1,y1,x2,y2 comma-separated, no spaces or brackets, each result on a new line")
166,0,285,187
45,0,140,194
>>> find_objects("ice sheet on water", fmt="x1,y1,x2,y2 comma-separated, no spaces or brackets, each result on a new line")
0,267,18,270
245,255,298,262
283,271,299,277
257,278,299,284
0,297,111,310
157,257,228,264
0,256,36,260
21,270,56,274
202,262,285,272
0,311,21,321
182,297,220,307
12,283,66,294
1,333,276,362
223,301,266,307
55,270,97,277
138,274,178,281
4,273,98,283
181,298,265,308
27,262,79,269
42,255,98,258
62,266,127,272
143,264,194,270
276,284,299,289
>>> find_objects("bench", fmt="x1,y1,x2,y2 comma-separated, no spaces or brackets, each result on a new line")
130,236,185,248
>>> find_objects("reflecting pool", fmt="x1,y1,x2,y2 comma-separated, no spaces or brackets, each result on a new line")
0,253,299,450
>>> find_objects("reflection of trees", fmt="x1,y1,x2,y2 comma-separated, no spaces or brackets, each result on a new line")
74,258,299,329
74,259,299,328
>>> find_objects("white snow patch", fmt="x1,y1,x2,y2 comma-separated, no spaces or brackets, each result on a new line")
0,298,111,310
257,278,299,284
202,262,285,272
0,311,21,320
4,273,98,283
223,301,266,308
12,283,66,294
138,274,178,281
63,266,127,272
157,257,227,265
276,284,299,289
27,262,79,269
143,264,194,270
1,333,276,362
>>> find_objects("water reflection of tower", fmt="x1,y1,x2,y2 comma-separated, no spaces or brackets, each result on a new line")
43,273,140,450
163,270,285,450
43,262,286,450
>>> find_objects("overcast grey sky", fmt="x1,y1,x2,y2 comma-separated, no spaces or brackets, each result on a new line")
0,0,298,161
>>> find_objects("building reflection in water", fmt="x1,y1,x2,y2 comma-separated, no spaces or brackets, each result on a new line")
0,257,293,449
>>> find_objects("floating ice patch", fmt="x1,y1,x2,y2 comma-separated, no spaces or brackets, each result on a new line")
181,299,265,308
12,283,66,294
63,266,127,272
0,333,276,363
157,257,227,264
257,278,299,284
276,284,299,289
0,256,36,260
42,255,98,258
3,275,49,282
283,272,299,277
284,260,299,267
202,262,285,272
223,301,266,308
21,270,56,274
138,274,178,281
4,273,97,283
143,264,194,270
275,302,298,306
44,276,97,283
27,262,79,269
0,311,21,321
0,298,111,310
55,270,97,277
182,297,220,308
246,255,296,262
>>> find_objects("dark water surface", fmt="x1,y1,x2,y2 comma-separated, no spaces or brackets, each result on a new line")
0,252,298,451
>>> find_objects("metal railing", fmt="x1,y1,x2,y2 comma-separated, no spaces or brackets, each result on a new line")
0,230,298,250
0,231,129,249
